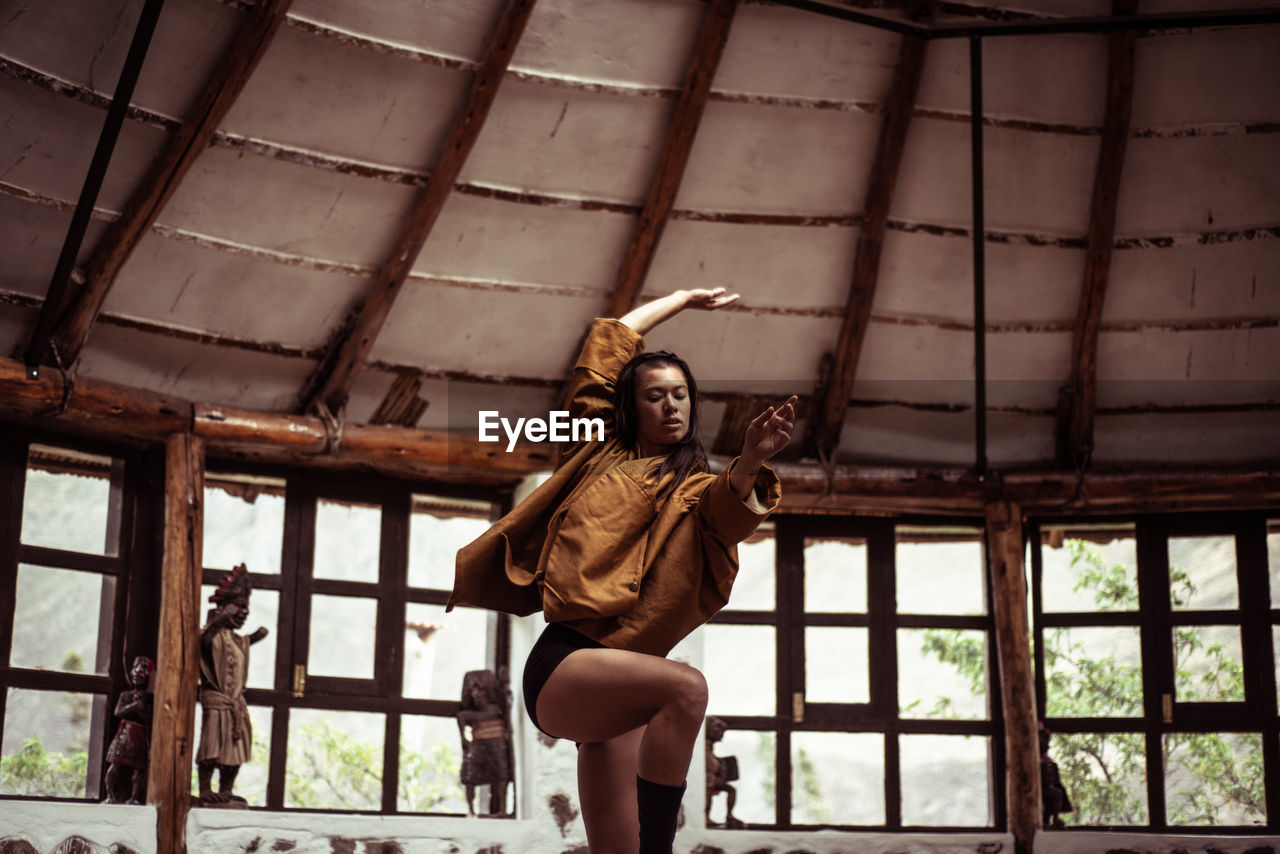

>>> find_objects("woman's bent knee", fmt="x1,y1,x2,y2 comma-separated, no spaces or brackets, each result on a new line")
666,663,708,722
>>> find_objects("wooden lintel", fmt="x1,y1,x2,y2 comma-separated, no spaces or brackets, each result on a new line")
1055,0,1137,470
298,0,539,416
811,24,930,459
47,0,295,370
149,432,204,854
604,0,739,318
984,500,1039,854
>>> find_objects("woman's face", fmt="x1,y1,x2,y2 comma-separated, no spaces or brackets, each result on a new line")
633,361,691,456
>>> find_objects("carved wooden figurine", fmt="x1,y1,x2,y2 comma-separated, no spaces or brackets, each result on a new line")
1040,721,1073,828
705,716,743,828
103,656,154,803
197,564,268,807
457,668,514,817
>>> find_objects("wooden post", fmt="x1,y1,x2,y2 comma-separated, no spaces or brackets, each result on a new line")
985,500,1039,854
149,433,205,854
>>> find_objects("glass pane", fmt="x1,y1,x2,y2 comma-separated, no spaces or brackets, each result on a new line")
204,475,285,574
896,526,985,615
309,594,377,679
1051,731,1147,825
1169,535,1238,610
900,734,992,826
1173,624,1245,703
399,714,468,813
403,604,489,700
1164,732,1265,825
314,498,381,583
729,527,775,611
791,732,883,825
805,627,869,704
285,708,385,810
1,688,103,798
408,495,493,590
1274,627,1280,710
11,564,114,675
1268,519,1279,608
803,536,866,613
705,625,774,716
21,445,118,556
1040,524,1138,613
706,725,775,826
201,584,277,690
190,704,272,807
1044,626,1143,717
898,629,988,720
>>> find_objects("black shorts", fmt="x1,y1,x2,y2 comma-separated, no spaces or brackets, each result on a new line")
523,622,605,737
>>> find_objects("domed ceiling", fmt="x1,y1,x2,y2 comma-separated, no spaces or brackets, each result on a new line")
1,0,1277,481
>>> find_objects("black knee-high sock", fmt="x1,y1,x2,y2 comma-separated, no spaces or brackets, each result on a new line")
636,775,685,854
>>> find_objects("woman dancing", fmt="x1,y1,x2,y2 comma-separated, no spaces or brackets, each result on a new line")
451,288,796,853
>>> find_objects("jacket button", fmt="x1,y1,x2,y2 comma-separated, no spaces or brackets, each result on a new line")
628,581,640,592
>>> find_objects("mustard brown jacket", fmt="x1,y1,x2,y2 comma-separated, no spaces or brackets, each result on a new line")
447,318,781,657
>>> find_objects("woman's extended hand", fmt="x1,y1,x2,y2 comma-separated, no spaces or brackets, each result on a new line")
618,287,740,334
683,287,740,311
742,396,798,464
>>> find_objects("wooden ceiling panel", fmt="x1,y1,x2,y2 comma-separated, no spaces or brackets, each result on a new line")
639,310,836,385
644,219,856,311
220,21,473,172
1098,327,1280,384
101,232,369,351
1116,134,1279,233
895,117,1098,234
0,75,170,214
459,80,674,204
76,323,315,413
675,101,883,214
1105,240,1280,320
917,34,1109,129
370,289,601,380
514,0,703,88
712,2,900,102
1093,409,1280,465
154,146,418,267
1132,27,1280,127
412,193,634,292
841,404,981,466
289,0,507,62
0,192,108,302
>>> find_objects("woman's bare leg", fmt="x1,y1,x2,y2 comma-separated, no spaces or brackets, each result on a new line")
578,727,643,854
535,646,708,785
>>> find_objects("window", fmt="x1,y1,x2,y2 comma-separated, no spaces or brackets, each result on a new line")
1031,513,1277,831
0,438,143,801
198,471,509,814
704,516,999,830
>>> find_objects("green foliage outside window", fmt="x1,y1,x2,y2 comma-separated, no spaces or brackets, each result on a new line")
922,537,1265,826
0,737,87,797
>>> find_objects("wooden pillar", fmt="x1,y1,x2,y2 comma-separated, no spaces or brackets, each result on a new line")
985,500,1039,854
149,433,205,854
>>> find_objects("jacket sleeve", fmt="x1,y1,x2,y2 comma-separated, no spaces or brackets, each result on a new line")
695,459,782,610
557,318,644,462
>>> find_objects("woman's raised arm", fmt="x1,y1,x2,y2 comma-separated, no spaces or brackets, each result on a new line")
617,287,739,336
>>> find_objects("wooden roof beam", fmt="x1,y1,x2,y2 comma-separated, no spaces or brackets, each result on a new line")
1056,0,1137,471
297,0,539,416
605,0,740,318
41,0,295,372
807,16,931,461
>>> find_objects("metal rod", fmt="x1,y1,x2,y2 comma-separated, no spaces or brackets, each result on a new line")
23,0,167,379
970,34,987,475
765,0,926,37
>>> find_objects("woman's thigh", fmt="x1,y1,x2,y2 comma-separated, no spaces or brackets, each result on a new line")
535,646,706,744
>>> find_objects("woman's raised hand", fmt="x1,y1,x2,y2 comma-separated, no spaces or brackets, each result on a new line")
683,287,740,311
742,395,798,465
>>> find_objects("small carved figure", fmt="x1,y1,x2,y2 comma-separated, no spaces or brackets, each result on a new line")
705,716,742,828
1040,721,1073,828
103,656,154,804
457,668,514,817
196,564,268,807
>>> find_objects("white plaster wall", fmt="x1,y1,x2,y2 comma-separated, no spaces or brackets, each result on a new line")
1036,830,1280,854
0,801,157,853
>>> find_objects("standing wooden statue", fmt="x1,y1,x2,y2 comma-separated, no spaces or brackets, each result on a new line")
197,564,268,807
457,668,514,817
1040,721,1074,828
705,716,743,828
103,655,154,803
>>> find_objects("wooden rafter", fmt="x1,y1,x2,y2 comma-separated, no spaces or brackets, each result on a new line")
1056,0,1138,470
42,0,295,371
297,0,539,416
807,21,931,460
604,0,740,318
370,369,430,427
